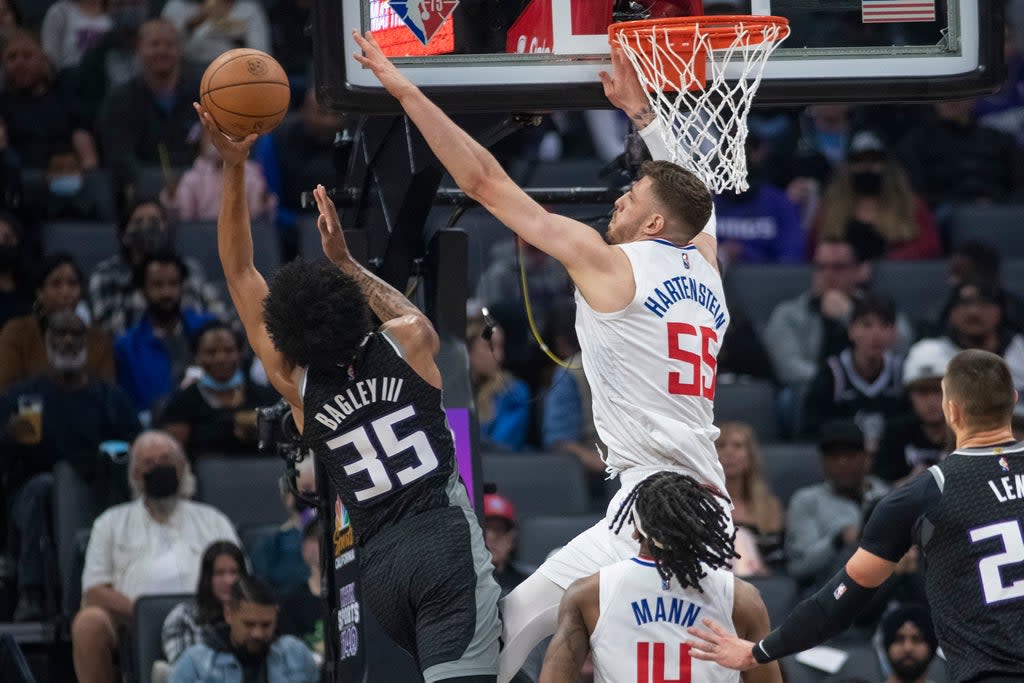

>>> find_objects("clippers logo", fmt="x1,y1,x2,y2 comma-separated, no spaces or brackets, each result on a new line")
999,456,1010,473
833,583,847,600
387,0,459,45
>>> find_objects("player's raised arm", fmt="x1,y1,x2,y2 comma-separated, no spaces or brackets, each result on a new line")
195,103,301,406
539,576,598,683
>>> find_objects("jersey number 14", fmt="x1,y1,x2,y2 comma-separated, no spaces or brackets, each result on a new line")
667,323,718,399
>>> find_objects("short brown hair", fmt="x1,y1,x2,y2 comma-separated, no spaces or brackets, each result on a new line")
638,161,712,241
944,350,1016,430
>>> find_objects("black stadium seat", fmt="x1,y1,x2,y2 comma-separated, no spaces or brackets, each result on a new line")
175,220,279,283
517,515,602,568
758,442,821,507
874,260,948,324
715,380,780,442
746,574,798,627
481,453,590,518
53,462,98,617
132,593,193,683
725,264,812,330
949,204,1024,258
194,456,287,529
41,221,119,276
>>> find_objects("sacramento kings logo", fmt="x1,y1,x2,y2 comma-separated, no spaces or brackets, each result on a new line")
247,59,268,76
387,0,460,45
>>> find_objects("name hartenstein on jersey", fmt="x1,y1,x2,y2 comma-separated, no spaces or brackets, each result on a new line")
642,270,727,330
312,377,405,431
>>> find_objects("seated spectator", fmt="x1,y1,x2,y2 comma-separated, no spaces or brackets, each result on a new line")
0,310,138,622
74,0,148,126
71,430,240,683
803,293,909,447
250,464,315,595
0,211,32,329
278,520,325,661
40,0,111,71
467,313,530,451
167,124,275,222
161,0,270,67
482,493,527,597
42,149,116,221
0,31,97,170
716,421,783,572
786,421,890,590
115,252,217,414
158,320,277,456
931,240,1024,335
96,19,199,198
878,605,939,683
811,131,939,260
162,541,247,665
875,340,956,484
90,198,229,336
169,575,317,683
0,252,114,391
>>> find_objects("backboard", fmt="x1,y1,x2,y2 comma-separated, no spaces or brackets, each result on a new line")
312,0,1003,114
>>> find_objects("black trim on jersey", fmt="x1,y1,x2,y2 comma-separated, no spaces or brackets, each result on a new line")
859,471,942,563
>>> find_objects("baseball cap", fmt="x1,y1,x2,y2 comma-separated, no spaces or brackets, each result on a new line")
903,339,957,387
483,493,517,526
848,130,887,159
818,420,865,453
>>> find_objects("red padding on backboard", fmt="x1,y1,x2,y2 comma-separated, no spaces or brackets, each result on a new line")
506,0,553,54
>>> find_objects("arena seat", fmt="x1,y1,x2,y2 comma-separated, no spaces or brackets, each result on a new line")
132,593,192,683
53,462,97,617
41,221,119,277
874,260,947,323
175,220,279,283
194,456,287,529
481,453,590,518
517,515,603,568
949,204,1024,258
746,574,798,627
758,443,821,507
715,380,780,442
1004,259,1024,301
725,264,811,330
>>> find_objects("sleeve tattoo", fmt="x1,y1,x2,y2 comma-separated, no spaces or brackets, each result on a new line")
337,259,422,323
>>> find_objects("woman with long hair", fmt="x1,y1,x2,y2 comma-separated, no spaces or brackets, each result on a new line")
467,312,531,451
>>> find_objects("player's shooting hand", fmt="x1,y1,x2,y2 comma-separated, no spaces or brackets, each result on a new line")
192,102,258,167
352,31,417,101
313,184,350,265
687,618,758,671
599,47,655,129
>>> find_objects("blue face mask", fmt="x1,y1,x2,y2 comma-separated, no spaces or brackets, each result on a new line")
49,174,83,197
199,369,244,392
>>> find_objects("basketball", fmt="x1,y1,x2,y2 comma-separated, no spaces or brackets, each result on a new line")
199,48,290,140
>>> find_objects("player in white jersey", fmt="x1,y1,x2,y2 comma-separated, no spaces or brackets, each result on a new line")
353,34,728,682
539,472,781,683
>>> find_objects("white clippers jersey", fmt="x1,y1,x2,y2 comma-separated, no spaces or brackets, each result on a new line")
591,557,738,683
575,239,729,491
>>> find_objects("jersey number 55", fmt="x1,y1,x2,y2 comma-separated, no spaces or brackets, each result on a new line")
667,323,718,400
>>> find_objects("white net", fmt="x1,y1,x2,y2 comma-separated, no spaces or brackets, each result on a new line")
614,18,789,193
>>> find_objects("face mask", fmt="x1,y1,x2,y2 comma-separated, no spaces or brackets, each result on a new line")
49,174,83,197
110,5,146,33
143,464,180,499
199,369,244,392
0,244,17,270
851,171,883,196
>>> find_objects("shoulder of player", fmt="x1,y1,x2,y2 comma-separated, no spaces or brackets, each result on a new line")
379,314,439,356
565,573,600,606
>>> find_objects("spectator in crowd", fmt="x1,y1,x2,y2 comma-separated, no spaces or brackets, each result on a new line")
467,312,530,451
0,0,22,50
0,31,98,170
40,0,111,71
934,240,1024,335
785,420,890,591
170,575,318,683
811,131,940,260
878,605,939,683
278,520,325,661
250,465,315,595
0,211,33,330
97,19,199,198
75,0,149,126
716,421,783,572
72,430,240,683
0,309,140,620
158,320,277,456
115,252,217,413
162,541,248,665
42,149,116,221
803,293,909,448
897,99,1024,208
90,198,229,336
482,493,527,597
975,23,1024,147
161,0,270,67
168,123,276,222
0,252,114,391
875,339,955,484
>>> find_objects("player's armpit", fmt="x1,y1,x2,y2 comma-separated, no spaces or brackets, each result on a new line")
732,579,783,683
539,576,598,683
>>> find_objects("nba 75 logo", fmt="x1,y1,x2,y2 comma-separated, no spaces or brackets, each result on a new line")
387,0,459,45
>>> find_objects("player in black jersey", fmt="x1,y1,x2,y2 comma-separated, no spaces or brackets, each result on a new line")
687,349,1024,683
194,104,501,683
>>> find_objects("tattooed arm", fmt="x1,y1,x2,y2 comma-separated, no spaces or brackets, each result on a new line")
540,575,600,683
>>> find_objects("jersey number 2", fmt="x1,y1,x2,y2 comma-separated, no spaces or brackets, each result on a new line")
667,323,718,399
325,405,439,502
637,642,691,683
970,519,1024,605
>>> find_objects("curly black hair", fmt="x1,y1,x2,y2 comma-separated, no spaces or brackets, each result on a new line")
611,471,737,592
263,259,372,369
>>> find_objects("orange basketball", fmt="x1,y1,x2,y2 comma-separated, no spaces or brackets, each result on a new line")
199,49,290,140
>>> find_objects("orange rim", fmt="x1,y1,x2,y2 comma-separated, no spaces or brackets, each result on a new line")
609,15,790,53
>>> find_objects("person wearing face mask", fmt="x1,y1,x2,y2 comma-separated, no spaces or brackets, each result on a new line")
43,148,117,220
0,210,31,329
0,251,115,390
158,320,278,456
76,0,149,126
811,131,940,261
0,309,140,621
72,430,240,683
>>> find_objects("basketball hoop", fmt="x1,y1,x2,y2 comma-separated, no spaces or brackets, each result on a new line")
610,15,790,193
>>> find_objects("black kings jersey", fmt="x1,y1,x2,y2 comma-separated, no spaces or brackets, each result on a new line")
302,332,456,543
860,441,1024,683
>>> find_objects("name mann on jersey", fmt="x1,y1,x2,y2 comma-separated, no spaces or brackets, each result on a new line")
630,596,703,629
313,377,405,431
642,274,727,329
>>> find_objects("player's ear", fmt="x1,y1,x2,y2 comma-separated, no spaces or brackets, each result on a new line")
642,212,665,236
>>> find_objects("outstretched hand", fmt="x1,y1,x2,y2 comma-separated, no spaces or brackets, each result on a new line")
687,618,759,671
312,184,350,265
352,30,418,101
193,102,258,167
599,47,654,128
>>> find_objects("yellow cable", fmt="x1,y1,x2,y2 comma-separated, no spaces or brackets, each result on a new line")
518,240,581,370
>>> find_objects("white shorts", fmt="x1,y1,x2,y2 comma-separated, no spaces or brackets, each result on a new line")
537,465,734,589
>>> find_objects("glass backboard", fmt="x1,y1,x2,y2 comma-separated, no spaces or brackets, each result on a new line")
311,0,1003,114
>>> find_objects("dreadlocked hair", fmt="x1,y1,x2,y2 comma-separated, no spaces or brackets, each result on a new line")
610,472,738,592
